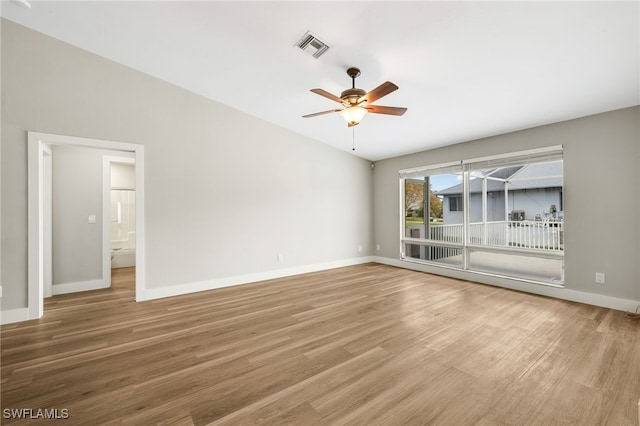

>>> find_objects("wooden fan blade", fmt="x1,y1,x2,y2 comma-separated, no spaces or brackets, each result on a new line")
366,105,407,116
310,88,343,104
357,81,398,104
302,109,341,118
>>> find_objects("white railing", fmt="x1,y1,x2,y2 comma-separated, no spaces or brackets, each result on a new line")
422,220,563,251
428,223,463,244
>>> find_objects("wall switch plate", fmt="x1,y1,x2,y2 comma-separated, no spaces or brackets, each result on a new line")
88,214,96,224
277,254,284,262
376,244,380,251
595,272,605,284
358,245,362,252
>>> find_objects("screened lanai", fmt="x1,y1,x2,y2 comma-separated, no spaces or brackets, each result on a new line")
401,147,564,285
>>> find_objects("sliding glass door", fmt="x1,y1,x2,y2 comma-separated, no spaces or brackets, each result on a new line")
400,146,564,285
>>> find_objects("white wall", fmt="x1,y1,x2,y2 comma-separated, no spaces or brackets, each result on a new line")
374,106,640,304
1,19,373,311
111,162,136,251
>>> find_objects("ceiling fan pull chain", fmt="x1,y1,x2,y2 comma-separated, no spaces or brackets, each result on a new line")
352,126,356,151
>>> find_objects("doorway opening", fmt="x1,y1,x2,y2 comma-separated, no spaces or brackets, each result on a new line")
28,132,145,320
104,156,136,288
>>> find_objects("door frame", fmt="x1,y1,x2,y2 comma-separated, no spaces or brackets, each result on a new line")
42,144,53,298
28,132,145,320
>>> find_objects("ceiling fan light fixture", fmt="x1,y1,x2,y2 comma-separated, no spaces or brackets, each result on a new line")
339,106,368,126
303,67,406,128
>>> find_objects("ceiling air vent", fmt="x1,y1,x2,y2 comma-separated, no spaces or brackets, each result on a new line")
295,31,329,59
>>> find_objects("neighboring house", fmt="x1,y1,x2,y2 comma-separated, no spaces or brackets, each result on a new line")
435,161,563,225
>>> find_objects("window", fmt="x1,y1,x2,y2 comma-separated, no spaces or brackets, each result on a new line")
449,195,463,212
400,146,564,285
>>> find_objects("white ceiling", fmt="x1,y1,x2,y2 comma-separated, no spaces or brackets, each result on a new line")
2,1,639,161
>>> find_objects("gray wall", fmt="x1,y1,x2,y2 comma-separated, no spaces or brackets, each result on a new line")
50,145,133,287
443,189,562,224
374,106,640,301
0,17,3,300
51,145,104,286
3,18,637,311
508,189,562,221
1,20,373,310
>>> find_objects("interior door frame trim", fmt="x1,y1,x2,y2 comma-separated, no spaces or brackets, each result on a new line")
28,132,145,319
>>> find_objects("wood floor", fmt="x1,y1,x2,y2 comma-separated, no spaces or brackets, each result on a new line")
2,264,639,425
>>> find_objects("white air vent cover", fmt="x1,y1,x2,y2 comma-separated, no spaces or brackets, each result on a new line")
295,31,329,59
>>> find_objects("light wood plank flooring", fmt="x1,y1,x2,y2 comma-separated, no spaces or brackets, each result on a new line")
2,264,639,425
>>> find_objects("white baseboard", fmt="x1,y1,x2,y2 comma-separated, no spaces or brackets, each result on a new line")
142,256,375,301
372,256,640,313
6,256,634,325
53,279,109,295
1,308,31,325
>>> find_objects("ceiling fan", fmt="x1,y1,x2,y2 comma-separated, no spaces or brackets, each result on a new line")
303,67,407,127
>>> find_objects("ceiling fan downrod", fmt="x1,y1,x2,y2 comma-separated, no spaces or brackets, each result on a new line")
341,68,366,105
346,67,361,89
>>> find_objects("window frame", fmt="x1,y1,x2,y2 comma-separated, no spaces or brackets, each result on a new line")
448,195,463,212
399,146,564,286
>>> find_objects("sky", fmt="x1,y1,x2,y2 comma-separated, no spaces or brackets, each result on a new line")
430,173,462,192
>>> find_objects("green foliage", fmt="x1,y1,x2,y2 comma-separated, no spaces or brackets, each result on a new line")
430,192,442,219
404,180,443,219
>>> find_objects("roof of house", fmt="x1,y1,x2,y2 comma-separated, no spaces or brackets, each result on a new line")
435,161,563,196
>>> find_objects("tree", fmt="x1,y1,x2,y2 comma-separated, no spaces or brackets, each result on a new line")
405,180,443,220
430,192,443,219
404,181,423,217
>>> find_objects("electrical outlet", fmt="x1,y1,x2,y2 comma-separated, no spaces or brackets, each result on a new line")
88,214,96,224
376,244,380,251
595,272,605,284
358,245,362,252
